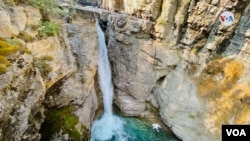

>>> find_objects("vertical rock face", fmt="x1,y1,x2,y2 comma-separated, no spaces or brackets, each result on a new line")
0,6,26,37
153,65,216,141
101,0,162,20
0,4,98,141
46,11,99,130
102,0,250,140
26,36,75,88
41,12,99,140
106,14,180,116
0,55,46,141
0,6,47,141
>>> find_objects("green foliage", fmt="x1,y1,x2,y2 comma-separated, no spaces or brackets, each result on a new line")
28,24,40,30
41,21,60,37
0,55,10,66
0,40,19,56
17,31,35,42
157,17,167,25
41,55,53,61
0,45,19,56
2,0,26,5
6,38,23,47
188,114,196,119
25,49,32,54
0,39,20,74
191,47,198,54
7,38,28,54
27,0,57,11
0,63,7,74
41,105,89,141
33,55,53,78
27,0,66,15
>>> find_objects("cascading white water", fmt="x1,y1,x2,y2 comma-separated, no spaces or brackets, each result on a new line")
96,18,113,117
90,20,127,141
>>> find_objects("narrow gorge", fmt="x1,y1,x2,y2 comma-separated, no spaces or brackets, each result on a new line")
0,0,250,141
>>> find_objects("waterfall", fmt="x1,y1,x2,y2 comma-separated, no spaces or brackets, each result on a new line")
96,18,113,116
90,20,126,141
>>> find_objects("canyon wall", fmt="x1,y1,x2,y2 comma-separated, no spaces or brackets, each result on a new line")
101,0,250,140
0,3,98,140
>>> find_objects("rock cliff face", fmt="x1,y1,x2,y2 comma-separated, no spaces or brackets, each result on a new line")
0,3,98,140
99,0,250,140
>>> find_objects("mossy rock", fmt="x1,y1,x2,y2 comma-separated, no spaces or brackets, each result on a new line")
2,0,27,5
41,21,60,37
0,39,20,74
0,40,19,56
0,55,10,66
17,31,35,42
0,63,7,74
33,55,53,78
40,105,89,141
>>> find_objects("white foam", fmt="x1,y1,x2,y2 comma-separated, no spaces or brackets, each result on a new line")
91,114,127,141
152,123,161,132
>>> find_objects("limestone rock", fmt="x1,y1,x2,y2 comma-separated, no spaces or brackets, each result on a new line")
115,32,132,45
154,0,178,39
104,1,250,140
24,6,42,26
223,4,250,84
154,67,218,141
116,93,146,116
9,6,27,32
0,3,98,141
44,15,98,132
0,54,46,141
0,8,19,37
211,0,219,5
26,37,75,88
108,14,154,41
101,0,162,21
107,16,180,115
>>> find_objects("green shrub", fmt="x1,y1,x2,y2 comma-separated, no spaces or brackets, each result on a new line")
27,0,64,14
17,31,35,42
0,40,19,56
27,0,56,11
41,55,53,61
2,0,27,5
25,49,32,55
0,63,7,74
33,56,53,78
0,46,19,56
0,39,20,74
157,16,167,25
0,55,10,66
41,105,89,141
41,21,60,37
6,38,23,47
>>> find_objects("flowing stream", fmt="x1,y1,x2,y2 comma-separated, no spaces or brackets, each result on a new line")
91,20,179,141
